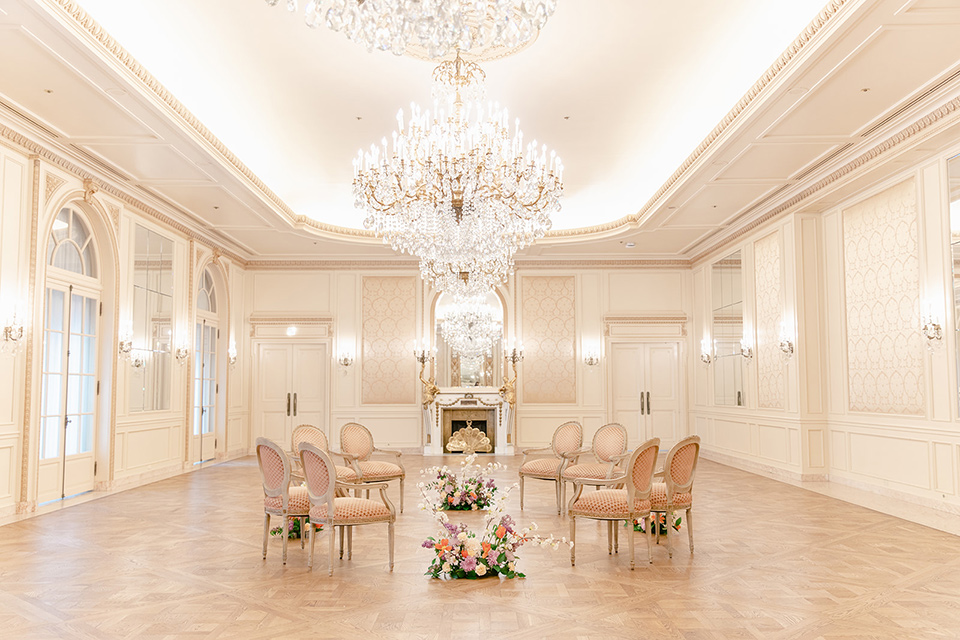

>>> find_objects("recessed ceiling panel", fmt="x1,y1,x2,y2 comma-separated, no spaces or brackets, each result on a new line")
0,28,155,139
82,144,211,182
153,185,271,229
717,143,838,181
769,26,960,138
662,183,779,228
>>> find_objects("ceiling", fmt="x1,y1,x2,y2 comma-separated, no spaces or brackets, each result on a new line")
2,0,960,264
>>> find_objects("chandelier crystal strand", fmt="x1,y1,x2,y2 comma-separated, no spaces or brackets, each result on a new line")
266,0,558,58
440,296,503,360
354,55,562,298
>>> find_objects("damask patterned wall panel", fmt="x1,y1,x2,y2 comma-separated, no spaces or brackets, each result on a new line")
520,276,577,404
754,232,785,409
361,276,417,405
842,180,924,415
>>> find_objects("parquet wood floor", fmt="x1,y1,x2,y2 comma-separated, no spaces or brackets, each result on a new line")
2,455,960,639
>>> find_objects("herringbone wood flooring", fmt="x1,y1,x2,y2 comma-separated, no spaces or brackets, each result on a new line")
2,455,959,639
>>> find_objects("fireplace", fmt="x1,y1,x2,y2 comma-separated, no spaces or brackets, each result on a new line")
442,408,496,452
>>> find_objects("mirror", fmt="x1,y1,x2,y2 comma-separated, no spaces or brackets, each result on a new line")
712,249,746,406
434,292,503,388
949,153,960,413
129,225,174,412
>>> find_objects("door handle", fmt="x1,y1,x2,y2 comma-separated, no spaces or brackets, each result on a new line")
286,393,291,416
646,391,651,414
293,393,298,416
640,392,645,415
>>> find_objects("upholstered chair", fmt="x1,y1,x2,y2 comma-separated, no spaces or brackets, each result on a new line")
560,423,629,513
256,437,310,564
650,435,701,558
300,442,396,575
339,422,405,512
291,424,357,484
519,420,583,515
569,437,660,569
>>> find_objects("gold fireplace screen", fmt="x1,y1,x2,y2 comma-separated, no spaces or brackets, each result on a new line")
442,408,496,452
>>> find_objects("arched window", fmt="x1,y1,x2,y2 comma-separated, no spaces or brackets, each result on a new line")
193,266,219,464
197,268,217,314
47,207,98,277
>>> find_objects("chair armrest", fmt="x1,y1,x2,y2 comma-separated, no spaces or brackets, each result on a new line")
560,447,591,460
569,474,628,488
333,449,361,461
521,445,553,458
653,468,665,478
339,480,389,491
373,447,404,473
609,452,631,462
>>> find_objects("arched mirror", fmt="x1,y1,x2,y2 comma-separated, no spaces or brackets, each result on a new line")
434,292,503,388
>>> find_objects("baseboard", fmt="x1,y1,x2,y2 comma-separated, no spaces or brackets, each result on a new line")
700,448,825,482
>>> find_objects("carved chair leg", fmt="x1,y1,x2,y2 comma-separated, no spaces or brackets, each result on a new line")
628,517,636,571
645,515,653,564
570,515,576,566
607,521,612,555
339,526,345,560
282,514,289,565
555,480,562,516
686,507,694,554
308,521,316,569
519,476,525,510
614,519,619,553
665,508,673,559
388,521,395,571
262,513,270,559
347,525,353,560
329,524,336,576
300,517,306,549
399,477,404,514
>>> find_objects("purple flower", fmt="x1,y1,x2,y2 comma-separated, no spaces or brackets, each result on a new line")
422,539,435,549
504,551,514,562
461,556,477,572
485,479,496,488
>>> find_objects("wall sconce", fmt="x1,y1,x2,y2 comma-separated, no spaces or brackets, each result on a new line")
699,338,712,365
175,346,190,364
504,342,524,366
921,317,943,344
2,316,24,354
118,336,133,359
338,351,355,367
227,344,238,368
740,339,754,361
779,337,795,358
583,350,600,367
131,353,146,369
413,341,434,366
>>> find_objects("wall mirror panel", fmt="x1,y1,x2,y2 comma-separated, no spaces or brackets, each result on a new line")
949,153,960,414
434,292,503,388
129,225,174,412
712,250,746,406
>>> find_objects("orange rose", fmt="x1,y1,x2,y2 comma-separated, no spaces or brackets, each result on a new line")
481,542,491,555
496,525,506,539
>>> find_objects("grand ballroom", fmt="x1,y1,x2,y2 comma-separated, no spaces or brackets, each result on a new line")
2,0,960,638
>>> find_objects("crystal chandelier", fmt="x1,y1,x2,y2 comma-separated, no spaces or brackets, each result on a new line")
440,296,503,359
354,54,563,298
265,0,558,58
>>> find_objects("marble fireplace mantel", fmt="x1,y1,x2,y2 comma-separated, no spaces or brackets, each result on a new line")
423,389,513,456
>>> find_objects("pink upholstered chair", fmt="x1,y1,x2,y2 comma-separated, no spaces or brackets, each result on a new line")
569,437,660,569
519,421,583,515
256,437,310,564
339,422,405,512
292,424,357,484
300,442,396,575
650,435,701,558
561,423,629,512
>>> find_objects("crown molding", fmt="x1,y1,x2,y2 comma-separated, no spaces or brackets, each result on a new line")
245,259,419,271
514,258,692,269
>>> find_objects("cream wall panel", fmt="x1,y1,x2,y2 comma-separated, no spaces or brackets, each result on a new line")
796,216,824,417
0,437,15,503
789,429,801,466
758,425,789,462
120,425,181,472
334,273,359,409
516,414,577,449
606,272,684,313
360,276,416,405
251,272,331,313
831,431,848,471
807,429,825,468
329,412,421,449
692,267,709,407
933,442,954,494
823,211,847,415
579,273,603,407
842,179,924,415
848,432,928,488
520,276,576,404
714,419,751,455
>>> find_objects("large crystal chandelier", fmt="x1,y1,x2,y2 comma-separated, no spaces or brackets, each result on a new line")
354,54,563,298
440,296,503,359
265,0,558,58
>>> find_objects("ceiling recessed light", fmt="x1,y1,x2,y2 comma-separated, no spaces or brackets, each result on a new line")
356,116,362,120
625,242,635,248
563,116,570,120
213,206,220,210
860,87,871,93
42,89,53,94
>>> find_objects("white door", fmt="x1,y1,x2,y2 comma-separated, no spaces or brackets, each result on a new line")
192,320,218,463
38,284,98,503
255,343,327,449
610,341,682,449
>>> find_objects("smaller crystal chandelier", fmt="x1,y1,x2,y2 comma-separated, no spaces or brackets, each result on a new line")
265,0,558,58
440,296,502,360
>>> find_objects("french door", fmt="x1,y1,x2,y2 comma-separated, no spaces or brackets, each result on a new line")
609,342,683,448
192,319,218,464
38,283,98,503
255,343,327,448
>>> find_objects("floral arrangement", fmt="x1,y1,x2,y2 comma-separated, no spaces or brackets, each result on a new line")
627,513,681,535
418,459,571,579
420,454,500,511
270,518,321,539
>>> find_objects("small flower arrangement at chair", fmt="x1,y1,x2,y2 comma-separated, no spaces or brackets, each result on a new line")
256,437,311,565
519,420,583,515
568,437,661,569
300,442,396,575
419,464,570,579
421,453,500,511
337,422,405,512
271,516,323,539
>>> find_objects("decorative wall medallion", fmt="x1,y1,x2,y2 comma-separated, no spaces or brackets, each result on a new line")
843,180,924,415
44,173,65,201
106,202,121,230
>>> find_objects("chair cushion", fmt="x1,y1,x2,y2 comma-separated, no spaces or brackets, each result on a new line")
336,465,357,481
569,489,651,518
650,482,692,509
309,497,392,523
562,463,622,480
264,486,311,515
519,458,563,478
357,460,403,480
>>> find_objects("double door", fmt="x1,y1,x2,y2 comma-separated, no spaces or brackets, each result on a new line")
38,284,98,503
255,343,327,448
609,342,682,448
